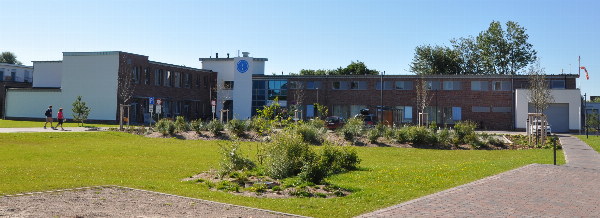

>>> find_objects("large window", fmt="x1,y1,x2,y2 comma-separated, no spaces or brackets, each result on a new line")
426,81,441,90
268,80,287,100
185,73,191,89
165,71,172,87
443,81,461,90
332,81,348,90
395,81,413,90
551,80,565,89
350,81,367,90
289,81,303,89
196,75,200,89
132,66,140,83
376,81,393,90
471,81,489,91
252,80,287,116
306,81,322,89
493,81,511,91
174,72,182,88
144,68,150,84
332,105,348,117
224,81,234,90
155,69,162,86
350,105,367,118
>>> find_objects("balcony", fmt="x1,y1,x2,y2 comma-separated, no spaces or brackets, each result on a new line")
1,76,33,83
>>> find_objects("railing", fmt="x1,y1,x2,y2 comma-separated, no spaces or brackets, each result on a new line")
1,76,33,83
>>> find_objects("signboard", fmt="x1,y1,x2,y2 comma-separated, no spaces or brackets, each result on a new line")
149,97,154,105
156,105,162,114
211,100,216,106
212,105,216,113
149,107,154,113
156,99,162,105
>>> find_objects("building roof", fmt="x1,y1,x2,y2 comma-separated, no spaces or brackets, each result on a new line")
253,74,579,80
198,58,268,62
63,51,121,56
149,61,213,72
0,63,33,68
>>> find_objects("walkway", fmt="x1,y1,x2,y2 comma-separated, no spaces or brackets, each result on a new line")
0,127,107,133
357,134,600,217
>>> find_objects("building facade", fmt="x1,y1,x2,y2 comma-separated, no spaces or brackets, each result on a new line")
0,63,33,117
5,52,216,123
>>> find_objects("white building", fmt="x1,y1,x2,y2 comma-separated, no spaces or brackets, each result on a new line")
199,52,268,120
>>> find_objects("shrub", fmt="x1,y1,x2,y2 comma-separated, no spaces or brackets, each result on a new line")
216,180,240,192
175,116,191,132
272,186,282,192
383,126,397,140
299,152,329,184
218,140,255,177
337,118,363,141
156,118,176,135
453,120,478,145
438,128,452,146
292,122,325,144
248,182,267,193
315,193,327,198
396,126,409,143
366,124,383,144
191,119,207,133
207,119,224,136
226,118,247,137
409,126,428,145
250,116,271,135
264,131,312,179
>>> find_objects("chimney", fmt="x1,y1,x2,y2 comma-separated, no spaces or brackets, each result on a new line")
227,53,230,58
216,53,218,58
242,52,250,57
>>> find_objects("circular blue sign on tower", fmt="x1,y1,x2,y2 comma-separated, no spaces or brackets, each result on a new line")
237,60,249,73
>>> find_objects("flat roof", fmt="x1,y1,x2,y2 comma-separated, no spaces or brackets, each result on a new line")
253,74,579,79
199,58,268,62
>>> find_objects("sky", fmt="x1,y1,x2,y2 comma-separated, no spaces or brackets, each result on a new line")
1,0,599,97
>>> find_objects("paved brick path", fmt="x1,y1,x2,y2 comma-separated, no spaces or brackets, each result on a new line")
357,135,600,217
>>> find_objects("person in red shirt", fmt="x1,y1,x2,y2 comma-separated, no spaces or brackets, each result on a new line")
54,108,65,131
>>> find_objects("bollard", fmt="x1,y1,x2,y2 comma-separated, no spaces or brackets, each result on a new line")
553,135,557,165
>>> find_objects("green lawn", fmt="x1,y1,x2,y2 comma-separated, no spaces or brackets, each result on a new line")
0,119,122,128
576,135,600,154
0,132,565,218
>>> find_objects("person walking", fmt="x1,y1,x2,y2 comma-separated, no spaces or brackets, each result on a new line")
44,105,54,129
54,108,65,131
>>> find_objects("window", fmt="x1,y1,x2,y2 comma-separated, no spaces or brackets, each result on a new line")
267,80,287,100
332,105,348,117
132,66,140,83
165,71,172,87
155,69,162,86
332,81,348,90
289,81,303,89
395,81,413,90
471,81,489,91
185,73,191,88
350,81,367,90
404,106,413,120
204,76,208,89
350,105,367,117
174,72,182,88
0,68,4,81
144,68,150,84
376,81,393,90
426,81,441,90
306,81,322,89
472,106,490,112
443,81,461,90
493,107,511,112
493,81,511,91
224,81,234,90
196,75,200,89
551,80,565,89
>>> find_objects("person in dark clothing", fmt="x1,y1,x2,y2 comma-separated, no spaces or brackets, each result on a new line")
44,105,54,129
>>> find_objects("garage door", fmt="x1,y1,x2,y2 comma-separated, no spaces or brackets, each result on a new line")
528,103,569,133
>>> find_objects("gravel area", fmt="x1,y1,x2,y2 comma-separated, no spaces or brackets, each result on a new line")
0,186,304,218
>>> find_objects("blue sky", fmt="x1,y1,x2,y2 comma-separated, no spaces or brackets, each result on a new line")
1,0,599,97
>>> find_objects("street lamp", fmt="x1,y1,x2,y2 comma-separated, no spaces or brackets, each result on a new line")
380,71,385,122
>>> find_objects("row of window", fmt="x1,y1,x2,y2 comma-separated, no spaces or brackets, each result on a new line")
288,80,567,91
131,66,209,90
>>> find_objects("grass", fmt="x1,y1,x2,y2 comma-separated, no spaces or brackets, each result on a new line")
0,132,565,218
576,135,600,154
0,119,123,128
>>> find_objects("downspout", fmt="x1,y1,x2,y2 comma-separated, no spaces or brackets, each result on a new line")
512,74,515,130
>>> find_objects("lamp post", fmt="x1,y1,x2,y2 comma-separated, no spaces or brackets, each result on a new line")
380,71,385,123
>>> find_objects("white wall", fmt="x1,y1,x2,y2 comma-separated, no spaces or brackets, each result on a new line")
202,61,234,115
233,57,253,119
6,53,119,120
32,61,62,87
252,61,265,75
516,89,581,131
0,63,33,83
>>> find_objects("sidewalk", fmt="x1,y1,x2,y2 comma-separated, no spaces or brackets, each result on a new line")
0,127,107,133
357,134,600,217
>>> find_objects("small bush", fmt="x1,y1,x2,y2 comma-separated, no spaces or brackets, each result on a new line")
453,120,478,145
218,140,255,177
272,186,282,192
226,118,247,137
383,126,396,140
248,182,267,193
250,117,271,135
438,128,452,146
156,119,176,135
292,122,325,144
207,119,224,136
216,181,240,192
315,193,327,198
409,126,428,145
337,118,363,141
396,126,409,143
191,119,207,133
175,116,191,132
264,131,312,179
366,126,382,144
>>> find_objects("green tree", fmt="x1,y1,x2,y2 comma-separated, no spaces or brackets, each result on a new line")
408,44,462,75
477,21,537,75
587,112,600,135
0,51,23,65
450,36,483,74
526,59,554,114
72,95,91,127
300,60,379,75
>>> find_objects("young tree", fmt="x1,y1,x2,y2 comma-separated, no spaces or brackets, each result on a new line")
587,112,600,136
0,51,23,65
72,95,91,127
527,59,554,114
415,73,432,126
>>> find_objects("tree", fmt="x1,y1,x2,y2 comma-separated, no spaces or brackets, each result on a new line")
0,51,23,65
408,44,462,75
527,59,554,114
477,21,537,75
72,95,91,127
587,112,600,136
415,73,431,126
450,36,483,74
300,60,379,75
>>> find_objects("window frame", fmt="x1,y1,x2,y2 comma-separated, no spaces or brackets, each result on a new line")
165,71,172,87
350,81,367,90
155,69,162,86
492,81,511,91
224,81,234,90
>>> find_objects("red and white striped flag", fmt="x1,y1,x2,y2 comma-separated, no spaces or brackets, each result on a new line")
581,66,589,80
